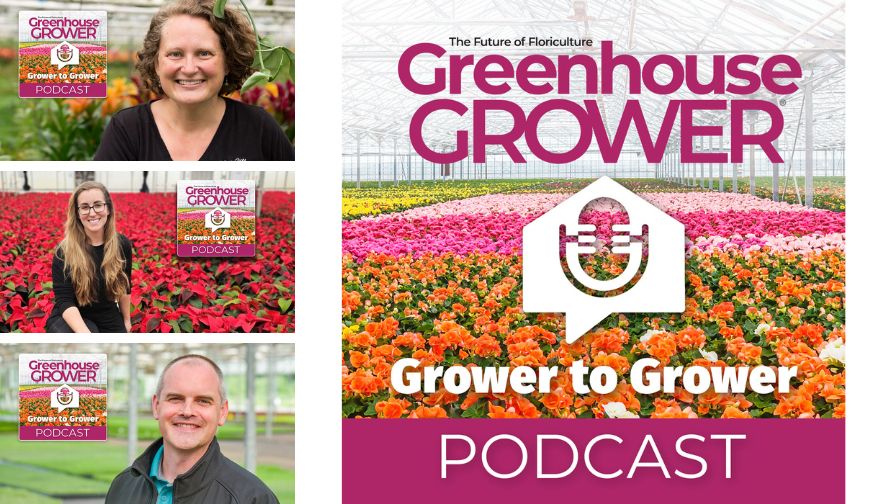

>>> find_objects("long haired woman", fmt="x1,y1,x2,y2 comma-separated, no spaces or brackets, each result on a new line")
46,182,133,333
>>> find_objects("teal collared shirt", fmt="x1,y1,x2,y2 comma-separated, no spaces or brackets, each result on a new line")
149,445,174,504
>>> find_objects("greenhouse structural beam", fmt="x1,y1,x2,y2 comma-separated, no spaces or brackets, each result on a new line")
266,349,275,439
805,79,814,208
355,134,361,189
246,344,257,474
773,138,780,201
750,112,756,196
128,344,138,464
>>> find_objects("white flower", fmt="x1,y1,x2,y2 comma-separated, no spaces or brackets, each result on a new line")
699,349,718,362
640,329,664,344
818,338,845,365
603,402,638,418
754,323,771,336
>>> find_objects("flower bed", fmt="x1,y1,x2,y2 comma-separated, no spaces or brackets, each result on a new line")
342,186,845,419
0,192,294,333
342,179,703,219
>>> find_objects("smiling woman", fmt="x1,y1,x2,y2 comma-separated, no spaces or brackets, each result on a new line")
45,182,133,333
93,0,294,161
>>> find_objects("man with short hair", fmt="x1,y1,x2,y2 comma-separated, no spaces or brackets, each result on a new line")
106,354,279,503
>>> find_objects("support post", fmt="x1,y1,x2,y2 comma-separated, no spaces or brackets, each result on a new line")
749,111,756,196
804,79,814,208
772,138,780,201
128,344,138,464
355,134,361,189
266,347,276,439
246,344,257,473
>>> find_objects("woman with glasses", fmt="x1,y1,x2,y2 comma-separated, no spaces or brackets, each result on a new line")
46,182,133,333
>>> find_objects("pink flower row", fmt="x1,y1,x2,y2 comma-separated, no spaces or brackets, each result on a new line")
367,192,824,221
343,210,844,258
690,233,844,254
19,44,105,56
177,210,255,220
19,387,106,399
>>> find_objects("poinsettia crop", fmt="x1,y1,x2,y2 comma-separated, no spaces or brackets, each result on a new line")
0,191,294,333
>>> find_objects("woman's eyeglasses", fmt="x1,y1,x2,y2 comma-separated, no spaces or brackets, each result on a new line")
78,202,108,215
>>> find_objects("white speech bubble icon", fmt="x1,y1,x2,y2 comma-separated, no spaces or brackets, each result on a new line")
205,207,231,232
523,177,684,343
50,384,79,412
50,41,79,69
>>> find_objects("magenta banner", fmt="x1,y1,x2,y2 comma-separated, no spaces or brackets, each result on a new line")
20,425,106,441
19,83,106,98
176,244,256,257
344,419,844,503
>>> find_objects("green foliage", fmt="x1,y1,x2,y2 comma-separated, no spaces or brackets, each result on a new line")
0,462,109,496
0,488,61,504
213,0,295,91
18,99,108,160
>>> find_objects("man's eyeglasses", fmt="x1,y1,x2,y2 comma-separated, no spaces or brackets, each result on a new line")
78,202,108,215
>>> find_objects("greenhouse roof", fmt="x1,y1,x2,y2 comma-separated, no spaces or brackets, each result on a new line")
343,0,845,155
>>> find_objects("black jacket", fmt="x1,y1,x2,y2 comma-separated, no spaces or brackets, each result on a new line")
105,437,279,504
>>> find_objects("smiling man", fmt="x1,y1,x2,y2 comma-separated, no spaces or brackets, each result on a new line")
105,355,279,503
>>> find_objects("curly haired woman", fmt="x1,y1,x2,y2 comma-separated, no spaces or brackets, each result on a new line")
94,0,293,161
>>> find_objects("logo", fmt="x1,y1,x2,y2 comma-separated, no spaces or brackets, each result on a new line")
205,207,231,232
176,180,256,258
50,41,79,68
523,177,685,343
50,384,79,411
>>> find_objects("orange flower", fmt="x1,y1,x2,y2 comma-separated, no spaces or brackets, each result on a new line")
409,405,448,418
423,387,460,406
66,98,91,116
651,399,698,418
487,402,521,418
591,351,631,375
348,351,369,368
709,302,735,320
343,369,385,396
674,326,706,349
375,398,410,418
721,406,751,418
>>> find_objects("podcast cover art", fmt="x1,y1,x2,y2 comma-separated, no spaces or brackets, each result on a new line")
177,180,256,257
18,11,107,98
342,0,844,502
18,354,107,441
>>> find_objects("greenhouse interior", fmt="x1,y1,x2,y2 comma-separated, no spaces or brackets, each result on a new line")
343,0,844,209
341,0,846,423
0,343,295,503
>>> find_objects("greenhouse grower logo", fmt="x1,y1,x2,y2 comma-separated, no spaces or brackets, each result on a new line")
523,177,685,343
19,354,107,441
205,207,231,232
18,11,107,98
177,180,256,257
50,41,78,67
50,384,79,411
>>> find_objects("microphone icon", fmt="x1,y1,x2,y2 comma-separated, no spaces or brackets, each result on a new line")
523,176,684,343
564,217,647,293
